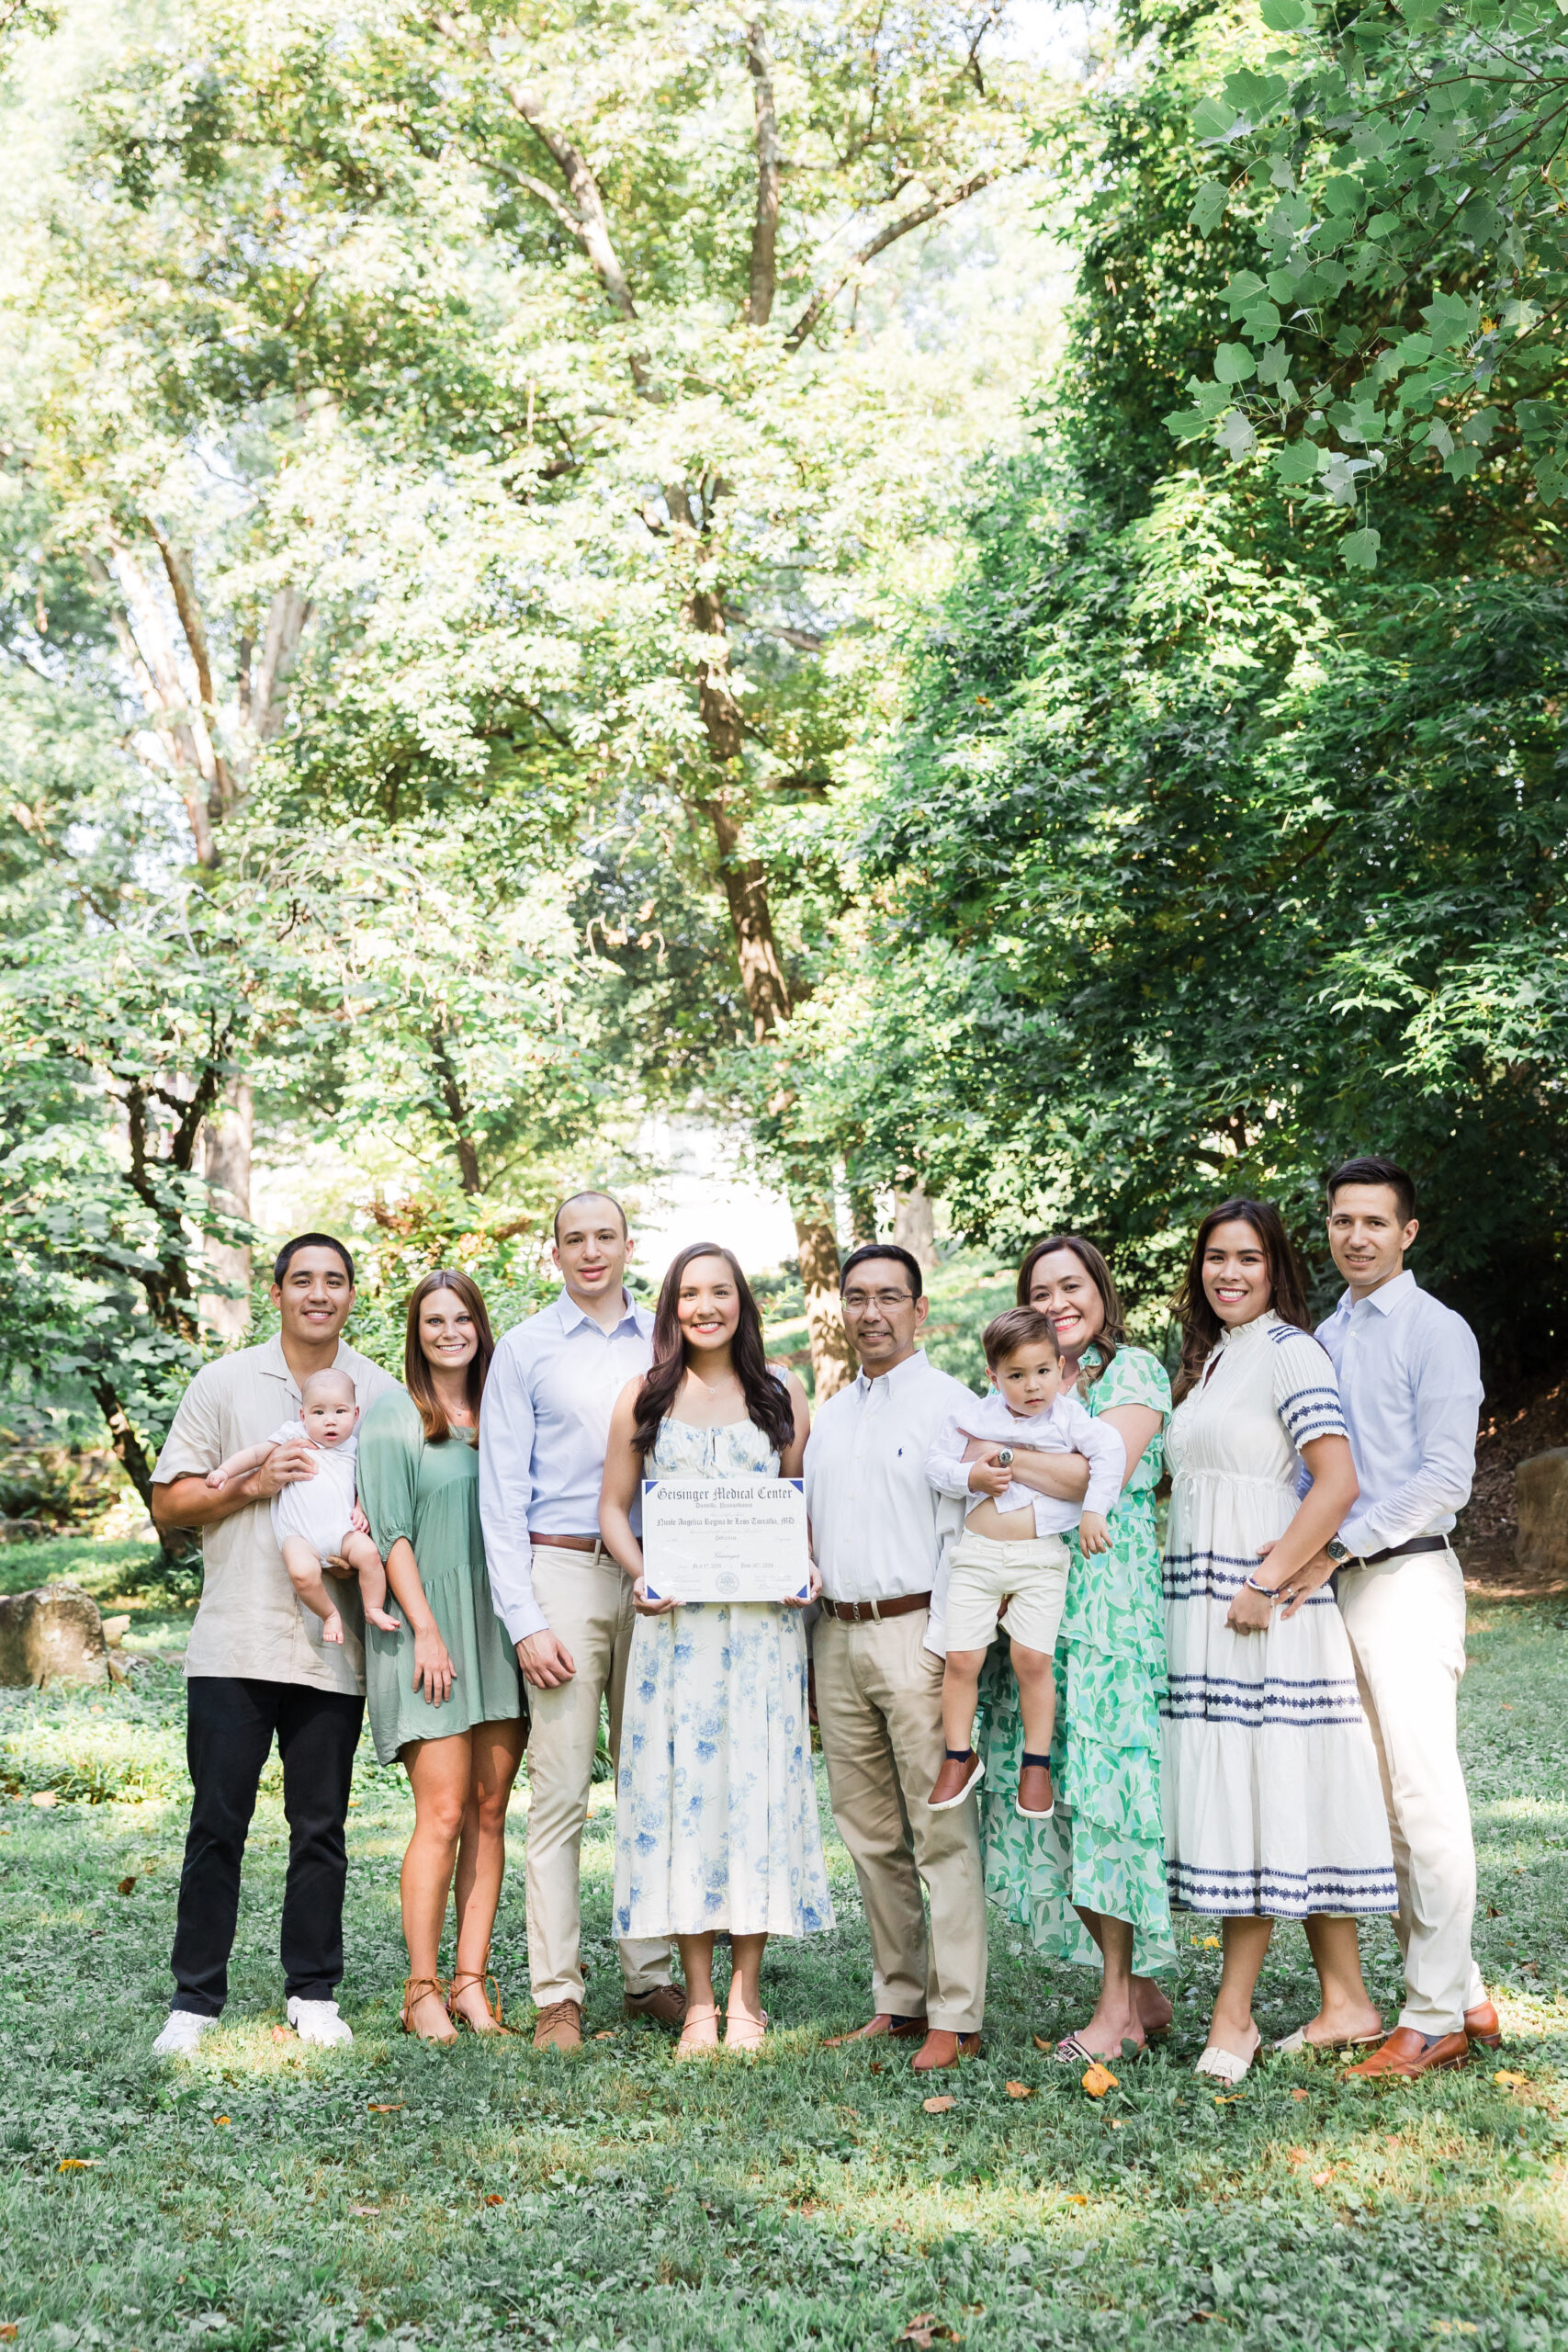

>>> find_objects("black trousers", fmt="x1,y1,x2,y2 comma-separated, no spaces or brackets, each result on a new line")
169,1675,364,2016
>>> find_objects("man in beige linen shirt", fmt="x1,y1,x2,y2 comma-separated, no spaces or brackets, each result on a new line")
148,1234,395,2057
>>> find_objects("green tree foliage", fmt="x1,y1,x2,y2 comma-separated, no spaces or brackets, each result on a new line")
1172,0,1568,550
830,0,1568,1373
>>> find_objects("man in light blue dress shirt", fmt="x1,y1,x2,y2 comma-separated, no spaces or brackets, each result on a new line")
479,1193,679,2049
1291,1158,1497,2079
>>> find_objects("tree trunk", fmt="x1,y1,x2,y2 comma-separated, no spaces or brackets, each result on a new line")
794,1204,855,1396
894,1182,938,1276
200,1077,254,1340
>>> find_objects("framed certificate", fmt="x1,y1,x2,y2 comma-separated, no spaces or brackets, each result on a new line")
641,1476,810,1604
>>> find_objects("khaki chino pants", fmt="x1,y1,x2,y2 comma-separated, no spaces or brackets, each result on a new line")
813,1608,987,2035
524,1552,671,2008
1337,1546,1485,2036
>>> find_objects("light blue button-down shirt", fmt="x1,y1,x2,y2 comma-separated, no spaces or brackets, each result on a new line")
479,1287,655,1643
1314,1269,1483,1558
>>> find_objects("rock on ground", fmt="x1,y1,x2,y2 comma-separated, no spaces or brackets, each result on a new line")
0,1580,110,1688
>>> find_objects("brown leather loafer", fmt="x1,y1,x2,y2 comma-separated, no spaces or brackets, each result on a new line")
910,2029,982,2072
532,1997,583,2052
824,2013,928,2048
624,1984,688,2030
1344,2027,1469,2079
1465,1998,1503,2050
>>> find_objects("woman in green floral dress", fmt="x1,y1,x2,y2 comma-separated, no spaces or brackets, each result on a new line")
975,1234,1177,2058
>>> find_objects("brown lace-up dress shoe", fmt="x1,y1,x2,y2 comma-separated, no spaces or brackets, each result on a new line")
910,2029,982,2072
824,2014,928,2048
624,1984,688,2030
532,1998,583,2052
1464,1998,1502,2050
1344,2027,1468,2079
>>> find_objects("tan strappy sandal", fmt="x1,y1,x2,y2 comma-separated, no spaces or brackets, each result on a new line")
674,2004,721,2060
401,1975,454,2041
447,1970,513,2035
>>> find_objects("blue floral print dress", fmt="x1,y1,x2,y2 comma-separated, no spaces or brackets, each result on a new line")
612,1415,835,1941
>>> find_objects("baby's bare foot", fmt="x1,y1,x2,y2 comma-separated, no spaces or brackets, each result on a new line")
321,1611,344,1645
365,1606,401,1633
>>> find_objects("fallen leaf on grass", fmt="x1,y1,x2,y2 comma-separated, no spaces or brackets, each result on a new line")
271,2026,293,2043
0,2323,17,2338
350,2206,380,2217
921,2095,957,2114
367,2102,404,2113
1291,2087,1310,2102
30,1792,57,1809
897,2318,963,2347
117,1876,136,1896
592,2030,616,2041
1213,2094,1243,2105
484,2194,504,2206
869,2062,884,2075
1066,2193,1088,2205
212,2116,230,2128
1004,2082,1034,2099
1032,2033,1055,2053
1311,2170,1333,2188
1495,2070,1529,2089
56,2160,98,2171
1080,2064,1118,2098
1190,1935,1219,1950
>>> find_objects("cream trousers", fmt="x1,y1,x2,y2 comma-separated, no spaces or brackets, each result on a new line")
814,1607,987,2034
523,1552,671,2008
1337,1545,1485,2035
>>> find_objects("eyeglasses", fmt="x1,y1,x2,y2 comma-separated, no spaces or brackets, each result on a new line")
841,1289,917,1311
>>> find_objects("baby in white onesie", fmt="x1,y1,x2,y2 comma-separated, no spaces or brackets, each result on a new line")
206,1368,398,1645
925,1306,1125,1821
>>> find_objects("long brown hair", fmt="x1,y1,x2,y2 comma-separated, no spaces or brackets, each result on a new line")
1016,1233,1127,1386
1172,1198,1311,1400
631,1243,795,1459
404,1270,495,1442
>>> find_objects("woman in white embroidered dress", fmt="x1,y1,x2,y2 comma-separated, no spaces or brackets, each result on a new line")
600,1243,832,2059
1163,1197,1396,2083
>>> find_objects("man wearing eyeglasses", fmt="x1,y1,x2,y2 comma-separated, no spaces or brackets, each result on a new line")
803,1243,987,2074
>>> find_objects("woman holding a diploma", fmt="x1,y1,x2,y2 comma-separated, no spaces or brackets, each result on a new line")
600,1243,833,2057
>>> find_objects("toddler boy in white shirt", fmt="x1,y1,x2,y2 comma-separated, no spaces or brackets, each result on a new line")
205,1368,397,1646
925,1307,1124,1820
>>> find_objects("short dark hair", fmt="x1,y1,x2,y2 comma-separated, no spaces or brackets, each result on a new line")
273,1232,355,1288
984,1306,1059,1368
839,1243,926,1302
1327,1156,1416,1227
553,1190,628,1244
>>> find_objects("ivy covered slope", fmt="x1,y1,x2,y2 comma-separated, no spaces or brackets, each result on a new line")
847,0,1568,1373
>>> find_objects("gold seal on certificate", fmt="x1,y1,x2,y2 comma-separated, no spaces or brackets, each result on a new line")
641,1476,810,1604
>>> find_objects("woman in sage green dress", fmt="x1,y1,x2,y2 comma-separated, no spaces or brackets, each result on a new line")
976,1234,1177,2059
358,1271,525,2044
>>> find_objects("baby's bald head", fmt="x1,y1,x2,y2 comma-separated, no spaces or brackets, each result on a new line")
300,1369,355,1410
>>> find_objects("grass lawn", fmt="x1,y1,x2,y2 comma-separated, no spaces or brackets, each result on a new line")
1,1540,1567,2349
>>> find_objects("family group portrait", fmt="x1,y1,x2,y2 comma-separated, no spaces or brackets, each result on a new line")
2,0,1564,2343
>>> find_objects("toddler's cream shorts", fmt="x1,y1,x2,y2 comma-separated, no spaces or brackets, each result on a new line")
945,1530,1070,1655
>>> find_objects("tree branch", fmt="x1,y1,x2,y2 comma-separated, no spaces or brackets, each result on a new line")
146,517,237,810
784,167,996,353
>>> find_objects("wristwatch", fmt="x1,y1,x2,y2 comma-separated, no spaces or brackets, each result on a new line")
996,1446,1015,1467
1325,1538,1352,1566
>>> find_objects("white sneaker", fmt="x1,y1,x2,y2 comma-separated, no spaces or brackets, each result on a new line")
152,2009,216,2057
288,1996,353,2046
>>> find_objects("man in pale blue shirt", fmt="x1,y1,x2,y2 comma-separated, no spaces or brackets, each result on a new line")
1292,1158,1497,2080
479,1193,678,2049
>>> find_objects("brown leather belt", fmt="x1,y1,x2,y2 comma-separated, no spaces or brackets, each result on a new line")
530,1532,609,1559
820,1591,932,1624
1350,1533,1450,1569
